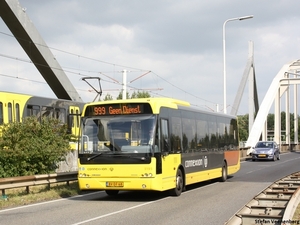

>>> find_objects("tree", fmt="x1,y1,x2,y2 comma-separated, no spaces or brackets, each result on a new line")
116,91,130,100
116,90,151,99
238,112,300,143
103,93,113,101
131,91,151,98
267,113,275,130
237,114,249,141
0,117,72,177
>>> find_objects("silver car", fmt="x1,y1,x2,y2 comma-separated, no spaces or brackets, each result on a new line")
251,141,280,161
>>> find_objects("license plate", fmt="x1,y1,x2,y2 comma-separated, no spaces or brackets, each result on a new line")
106,182,124,187
258,154,266,157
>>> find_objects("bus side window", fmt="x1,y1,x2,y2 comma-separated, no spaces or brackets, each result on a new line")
8,102,12,123
15,103,20,122
171,116,182,152
160,118,170,152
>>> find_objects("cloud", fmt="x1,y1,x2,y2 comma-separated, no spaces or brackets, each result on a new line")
0,0,299,115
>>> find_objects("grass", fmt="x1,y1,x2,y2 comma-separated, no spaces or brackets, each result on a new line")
0,181,80,210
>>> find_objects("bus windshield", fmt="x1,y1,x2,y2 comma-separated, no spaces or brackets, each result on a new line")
79,115,157,154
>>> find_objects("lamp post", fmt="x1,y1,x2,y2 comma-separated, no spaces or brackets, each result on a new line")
223,15,253,114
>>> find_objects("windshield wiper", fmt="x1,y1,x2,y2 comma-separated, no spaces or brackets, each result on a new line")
87,152,102,161
113,153,148,161
130,156,147,161
87,152,123,161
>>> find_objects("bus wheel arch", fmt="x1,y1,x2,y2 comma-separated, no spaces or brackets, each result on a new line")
219,160,228,182
170,166,185,196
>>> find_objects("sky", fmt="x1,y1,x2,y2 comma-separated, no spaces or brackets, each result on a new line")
0,0,299,115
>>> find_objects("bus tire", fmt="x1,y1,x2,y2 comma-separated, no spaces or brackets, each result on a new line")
105,190,119,196
219,162,227,182
170,169,184,196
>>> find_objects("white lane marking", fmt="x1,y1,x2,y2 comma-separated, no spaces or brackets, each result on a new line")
71,183,217,225
0,180,217,223
71,199,165,225
245,154,300,174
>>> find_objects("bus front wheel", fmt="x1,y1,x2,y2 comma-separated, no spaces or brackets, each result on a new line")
170,169,184,196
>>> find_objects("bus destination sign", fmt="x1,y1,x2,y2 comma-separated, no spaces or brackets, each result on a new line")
84,103,152,116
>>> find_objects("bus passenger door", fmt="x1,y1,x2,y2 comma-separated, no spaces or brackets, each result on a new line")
160,118,180,189
160,119,170,153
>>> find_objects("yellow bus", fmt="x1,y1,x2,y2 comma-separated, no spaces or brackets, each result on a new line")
0,91,84,146
77,98,240,196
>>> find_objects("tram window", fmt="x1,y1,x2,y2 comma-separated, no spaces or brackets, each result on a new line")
27,105,41,121
68,108,80,128
55,108,66,123
0,102,3,124
8,102,12,123
69,109,74,127
15,103,20,122
42,106,53,118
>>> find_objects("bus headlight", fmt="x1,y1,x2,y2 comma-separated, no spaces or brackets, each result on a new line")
142,173,153,177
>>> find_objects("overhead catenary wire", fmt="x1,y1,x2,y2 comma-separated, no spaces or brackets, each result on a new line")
0,29,223,112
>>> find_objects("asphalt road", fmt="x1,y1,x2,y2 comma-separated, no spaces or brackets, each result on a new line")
0,152,300,225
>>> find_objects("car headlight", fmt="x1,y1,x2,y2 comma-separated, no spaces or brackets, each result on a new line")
252,149,257,154
267,149,273,154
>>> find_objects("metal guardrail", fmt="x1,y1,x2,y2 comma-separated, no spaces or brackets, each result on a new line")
0,171,78,197
224,171,300,224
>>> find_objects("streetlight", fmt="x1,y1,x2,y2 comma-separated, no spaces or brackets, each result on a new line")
223,15,253,114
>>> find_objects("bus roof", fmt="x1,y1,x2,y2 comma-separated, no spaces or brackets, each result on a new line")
84,97,236,119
